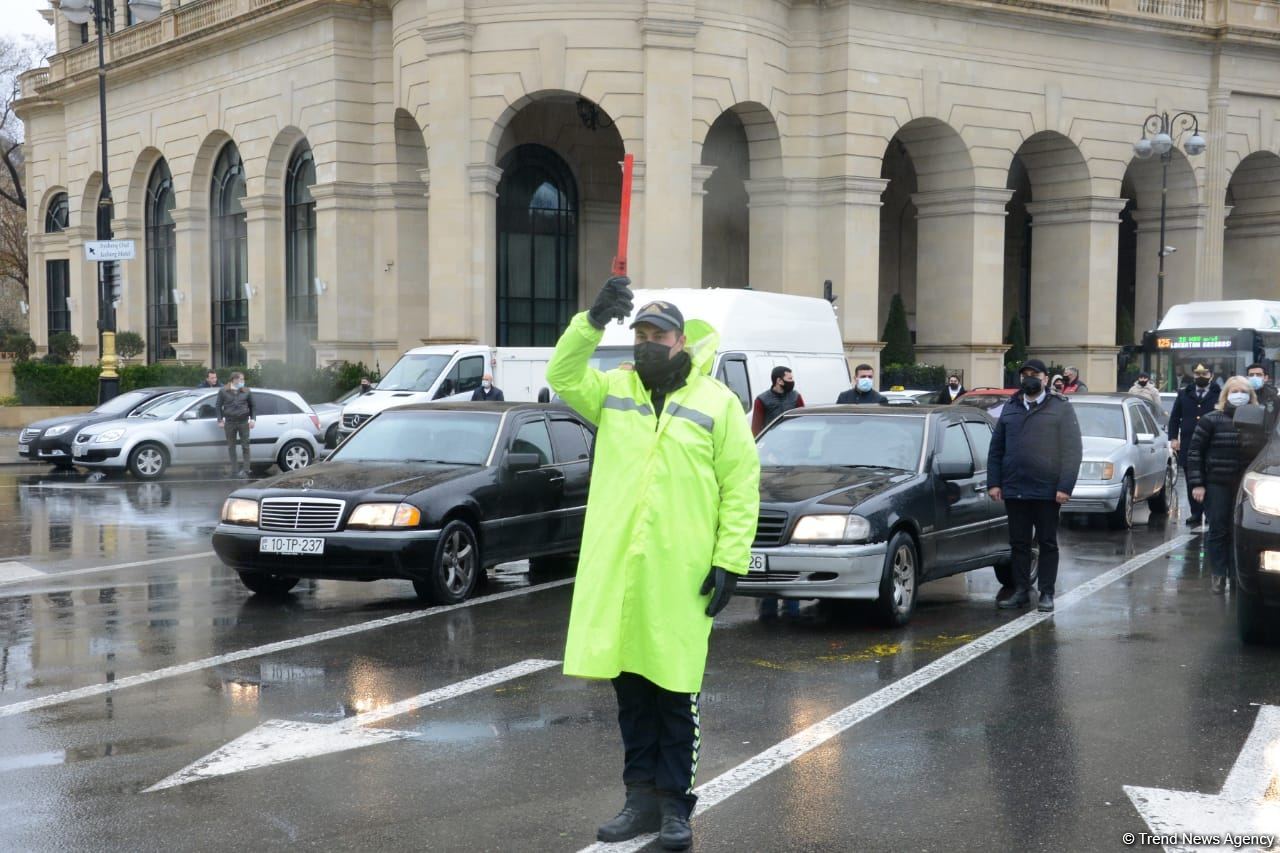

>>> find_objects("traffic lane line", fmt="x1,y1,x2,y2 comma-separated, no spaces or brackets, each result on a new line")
578,533,1197,852
0,577,575,719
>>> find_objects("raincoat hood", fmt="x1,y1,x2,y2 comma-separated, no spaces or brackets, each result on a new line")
682,319,719,377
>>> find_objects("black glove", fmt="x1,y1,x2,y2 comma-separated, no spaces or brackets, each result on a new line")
700,566,738,617
587,276,634,330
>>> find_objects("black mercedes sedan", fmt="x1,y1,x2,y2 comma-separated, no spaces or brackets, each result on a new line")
743,405,1012,626
1234,408,1280,644
212,402,594,603
18,386,185,468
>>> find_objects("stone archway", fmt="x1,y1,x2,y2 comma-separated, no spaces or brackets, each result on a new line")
1224,151,1280,300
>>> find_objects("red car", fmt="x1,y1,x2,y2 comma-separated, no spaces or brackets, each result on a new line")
958,387,1018,417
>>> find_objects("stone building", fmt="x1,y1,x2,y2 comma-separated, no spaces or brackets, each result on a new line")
15,0,1280,389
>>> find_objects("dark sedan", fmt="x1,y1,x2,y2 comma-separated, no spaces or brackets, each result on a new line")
212,402,594,603
1234,411,1280,643
744,405,1012,626
18,386,185,468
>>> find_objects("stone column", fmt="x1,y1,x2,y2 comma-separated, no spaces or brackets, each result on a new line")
639,14,699,286
1025,196,1127,391
743,177,787,291
27,233,61,353
65,224,100,364
376,178,429,360
469,163,502,343
580,200,617,308
1134,205,1207,334
819,176,890,373
111,215,146,347
240,195,285,365
690,164,716,287
170,207,210,364
1196,90,1230,300
310,182,377,365
911,187,1013,388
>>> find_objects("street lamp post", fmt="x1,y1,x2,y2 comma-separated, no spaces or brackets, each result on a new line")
57,0,163,403
1132,112,1207,325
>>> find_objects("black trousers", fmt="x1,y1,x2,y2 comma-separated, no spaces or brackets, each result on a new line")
1005,498,1061,594
612,672,700,817
223,420,251,466
1204,482,1237,578
1182,465,1205,521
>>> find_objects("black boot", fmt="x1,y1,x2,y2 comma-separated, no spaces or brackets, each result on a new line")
658,797,693,851
997,588,1031,610
597,785,660,843
1037,592,1055,612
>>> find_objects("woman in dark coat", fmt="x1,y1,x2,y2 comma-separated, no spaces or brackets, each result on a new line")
1187,376,1265,593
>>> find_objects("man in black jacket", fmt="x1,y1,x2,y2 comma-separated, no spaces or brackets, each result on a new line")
216,373,256,478
837,364,885,406
471,374,505,402
987,359,1083,613
937,373,966,405
1167,363,1220,528
1246,363,1279,433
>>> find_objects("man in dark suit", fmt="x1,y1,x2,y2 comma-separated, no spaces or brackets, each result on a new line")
938,373,966,404
1167,363,1220,528
471,374,505,402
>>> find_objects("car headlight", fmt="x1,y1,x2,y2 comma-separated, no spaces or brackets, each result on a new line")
95,429,125,443
790,514,871,544
1243,472,1280,517
347,502,422,529
221,498,259,525
43,425,70,438
1078,461,1115,481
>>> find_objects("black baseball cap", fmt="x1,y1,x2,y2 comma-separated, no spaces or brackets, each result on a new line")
1019,359,1048,375
630,300,685,333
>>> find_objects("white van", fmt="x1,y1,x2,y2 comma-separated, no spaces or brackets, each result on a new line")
337,345,552,438
596,288,852,412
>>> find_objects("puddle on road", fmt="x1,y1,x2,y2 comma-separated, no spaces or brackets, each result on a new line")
0,736,183,773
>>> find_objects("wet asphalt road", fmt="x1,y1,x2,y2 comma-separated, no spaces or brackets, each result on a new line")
0,467,1277,852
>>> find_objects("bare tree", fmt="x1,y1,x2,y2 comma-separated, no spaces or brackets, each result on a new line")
0,36,52,300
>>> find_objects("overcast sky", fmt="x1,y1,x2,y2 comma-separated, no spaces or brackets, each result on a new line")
2,0,55,43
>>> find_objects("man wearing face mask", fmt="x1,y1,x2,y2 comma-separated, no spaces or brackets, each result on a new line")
1246,363,1278,433
470,373,504,402
987,359,1082,612
751,366,804,437
546,276,760,851
837,364,886,405
1128,370,1161,407
1168,363,1220,528
938,373,966,404
216,372,256,479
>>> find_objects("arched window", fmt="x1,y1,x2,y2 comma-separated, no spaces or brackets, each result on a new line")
44,193,70,335
145,160,177,362
496,144,578,346
285,144,317,366
210,143,248,367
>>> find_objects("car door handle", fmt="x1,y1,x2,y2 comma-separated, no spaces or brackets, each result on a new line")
548,475,565,484
973,483,987,492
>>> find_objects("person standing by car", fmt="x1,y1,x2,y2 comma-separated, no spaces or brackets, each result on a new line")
1246,363,1279,433
1051,374,1066,394
987,359,1083,613
547,278,760,851
1168,363,1220,528
751,366,804,437
1062,366,1088,394
471,374,505,402
938,373,966,404
1128,370,1161,407
837,364,886,405
1187,376,1265,593
216,372,256,478
358,377,373,395
197,370,220,389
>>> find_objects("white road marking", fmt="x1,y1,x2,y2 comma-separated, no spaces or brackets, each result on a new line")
0,578,574,719
146,659,560,792
581,533,1197,853
1125,705,1280,852
0,561,44,583
0,551,217,590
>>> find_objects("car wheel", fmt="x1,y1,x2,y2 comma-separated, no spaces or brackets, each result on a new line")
1147,465,1175,515
993,546,1039,589
277,440,314,472
873,531,918,628
413,519,480,605
1109,474,1134,530
1237,583,1273,645
128,443,168,481
325,423,339,449
237,571,300,597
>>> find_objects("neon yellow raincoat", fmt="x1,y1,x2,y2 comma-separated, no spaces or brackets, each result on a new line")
547,311,760,693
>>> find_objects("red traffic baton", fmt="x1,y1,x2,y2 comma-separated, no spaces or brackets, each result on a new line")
611,154,634,323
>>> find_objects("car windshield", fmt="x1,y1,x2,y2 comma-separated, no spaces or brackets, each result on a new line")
757,414,925,471
377,354,451,392
331,411,500,464
1073,403,1126,440
92,389,153,417
138,391,207,420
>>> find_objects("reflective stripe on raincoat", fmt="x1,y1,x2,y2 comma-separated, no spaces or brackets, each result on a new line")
547,311,761,693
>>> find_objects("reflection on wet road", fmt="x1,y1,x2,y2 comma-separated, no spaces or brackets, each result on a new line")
0,473,1276,852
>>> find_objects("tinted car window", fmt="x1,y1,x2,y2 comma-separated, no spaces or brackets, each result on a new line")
93,389,153,417
253,393,280,416
331,411,500,464
191,400,218,420
757,414,924,472
1134,404,1158,436
512,418,554,466
938,423,973,468
1074,403,1126,439
139,392,205,419
963,421,991,470
550,418,590,463
716,356,751,413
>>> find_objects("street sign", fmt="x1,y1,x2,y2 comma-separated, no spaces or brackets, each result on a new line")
83,240,136,262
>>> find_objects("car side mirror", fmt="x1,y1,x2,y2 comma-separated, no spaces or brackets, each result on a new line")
935,459,974,481
178,410,197,421
506,451,541,473
1136,432,1155,445
1234,403,1266,431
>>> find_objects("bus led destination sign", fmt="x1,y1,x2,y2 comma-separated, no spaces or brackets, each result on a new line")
1156,335,1234,350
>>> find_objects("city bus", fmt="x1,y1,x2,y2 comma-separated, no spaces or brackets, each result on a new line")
1141,300,1280,392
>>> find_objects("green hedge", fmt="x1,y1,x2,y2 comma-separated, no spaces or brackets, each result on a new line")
881,363,948,391
14,360,379,407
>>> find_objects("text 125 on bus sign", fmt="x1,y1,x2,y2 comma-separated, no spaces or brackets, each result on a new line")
1156,335,1232,350
83,240,136,262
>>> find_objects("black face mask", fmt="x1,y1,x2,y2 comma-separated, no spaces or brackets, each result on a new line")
1138,379,1148,386
780,380,795,394
1195,376,1211,388
1021,375,1044,396
948,383,959,390
634,341,691,392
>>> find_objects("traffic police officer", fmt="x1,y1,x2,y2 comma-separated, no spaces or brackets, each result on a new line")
1167,363,1221,528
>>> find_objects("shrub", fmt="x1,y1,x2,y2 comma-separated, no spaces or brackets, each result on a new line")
48,332,81,364
115,331,146,360
881,363,947,391
0,330,36,362
119,363,211,391
880,294,915,366
14,362,100,406
0,395,19,406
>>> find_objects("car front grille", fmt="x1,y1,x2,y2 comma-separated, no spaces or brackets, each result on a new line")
259,498,346,532
342,413,370,430
753,510,790,548
740,571,802,584
19,428,40,444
